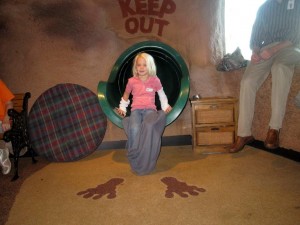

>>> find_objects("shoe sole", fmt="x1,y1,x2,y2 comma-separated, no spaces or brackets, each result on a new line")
264,143,279,150
229,137,255,153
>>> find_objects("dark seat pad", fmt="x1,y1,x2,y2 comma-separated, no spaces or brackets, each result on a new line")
28,83,107,162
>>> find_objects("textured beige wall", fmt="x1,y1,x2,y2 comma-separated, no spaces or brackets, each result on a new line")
0,0,225,140
0,0,299,151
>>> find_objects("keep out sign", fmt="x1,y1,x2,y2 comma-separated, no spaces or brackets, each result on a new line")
118,0,176,36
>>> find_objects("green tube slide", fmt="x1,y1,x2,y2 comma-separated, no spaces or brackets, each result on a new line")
98,41,190,129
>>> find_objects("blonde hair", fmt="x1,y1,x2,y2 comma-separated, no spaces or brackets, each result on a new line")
132,52,157,77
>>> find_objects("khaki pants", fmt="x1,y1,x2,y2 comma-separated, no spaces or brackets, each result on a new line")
237,44,300,136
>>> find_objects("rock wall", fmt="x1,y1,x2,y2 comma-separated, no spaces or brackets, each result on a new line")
0,0,299,151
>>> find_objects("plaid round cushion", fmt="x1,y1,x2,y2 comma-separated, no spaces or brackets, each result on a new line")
28,83,107,162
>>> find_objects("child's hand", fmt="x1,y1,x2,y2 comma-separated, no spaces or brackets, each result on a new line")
115,107,126,117
164,105,172,114
2,116,11,132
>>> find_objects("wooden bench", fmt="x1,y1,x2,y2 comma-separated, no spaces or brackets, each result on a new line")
1,92,37,181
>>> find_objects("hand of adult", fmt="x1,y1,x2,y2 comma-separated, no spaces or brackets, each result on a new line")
251,52,262,64
259,48,273,61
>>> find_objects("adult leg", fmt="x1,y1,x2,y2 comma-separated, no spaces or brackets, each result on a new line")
265,47,300,148
237,61,272,136
229,58,272,153
269,47,300,129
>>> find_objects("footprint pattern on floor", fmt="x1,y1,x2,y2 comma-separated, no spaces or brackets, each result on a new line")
77,178,124,200
161,177,206,198
76,177,205,200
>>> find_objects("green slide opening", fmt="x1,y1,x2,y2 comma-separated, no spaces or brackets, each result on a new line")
98,41,190,128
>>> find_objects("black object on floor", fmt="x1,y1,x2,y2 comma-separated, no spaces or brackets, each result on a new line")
248,140,300,162
19,135,300,163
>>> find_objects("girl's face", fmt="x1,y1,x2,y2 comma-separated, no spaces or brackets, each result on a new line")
136,57,149,77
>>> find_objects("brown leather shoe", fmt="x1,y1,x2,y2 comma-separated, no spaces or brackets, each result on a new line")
228,136,255,153
264,129,279,149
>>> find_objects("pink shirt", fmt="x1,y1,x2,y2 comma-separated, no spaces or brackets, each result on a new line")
125,76,163,111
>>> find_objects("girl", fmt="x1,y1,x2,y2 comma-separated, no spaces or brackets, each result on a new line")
117,52,172,175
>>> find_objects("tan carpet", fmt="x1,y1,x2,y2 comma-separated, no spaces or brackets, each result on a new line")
0,155,49,225
4,146,300,225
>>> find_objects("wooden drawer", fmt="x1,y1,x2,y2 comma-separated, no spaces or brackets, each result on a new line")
195,126,235,146
195,103,234,124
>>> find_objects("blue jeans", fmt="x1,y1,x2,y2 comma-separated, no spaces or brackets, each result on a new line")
127,109,156,149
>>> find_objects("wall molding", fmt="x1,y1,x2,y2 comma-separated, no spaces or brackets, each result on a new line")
21,135,300,162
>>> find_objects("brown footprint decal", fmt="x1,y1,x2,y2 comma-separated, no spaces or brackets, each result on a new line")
161,177,206,198
77,178,124,200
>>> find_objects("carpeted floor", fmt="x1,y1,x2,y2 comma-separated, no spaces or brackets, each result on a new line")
1,145,300,225
0,156,49,225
